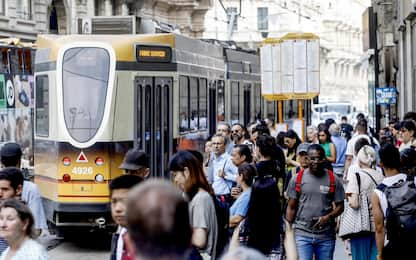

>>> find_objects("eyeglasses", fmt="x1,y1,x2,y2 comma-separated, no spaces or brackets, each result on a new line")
308,157,323,162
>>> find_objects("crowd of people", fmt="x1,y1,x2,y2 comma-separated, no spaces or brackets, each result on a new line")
106,111,415,260
0,111,415,260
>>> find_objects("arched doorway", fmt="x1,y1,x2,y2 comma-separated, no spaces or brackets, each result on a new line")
48,0,69,34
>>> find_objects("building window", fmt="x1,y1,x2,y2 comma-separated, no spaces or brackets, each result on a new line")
258,7,268,31
16,0,31,20
0,0,5,16
227,7,238,31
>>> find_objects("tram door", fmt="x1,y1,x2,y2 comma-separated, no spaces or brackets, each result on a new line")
135,77,172,178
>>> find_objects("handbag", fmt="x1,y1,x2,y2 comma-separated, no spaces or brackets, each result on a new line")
338,171,373,239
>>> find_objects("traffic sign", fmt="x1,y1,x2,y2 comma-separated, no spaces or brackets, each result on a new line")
376,87,396,105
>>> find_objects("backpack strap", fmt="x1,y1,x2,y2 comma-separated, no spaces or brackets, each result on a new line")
328,170,335,194
376,183,387,192
295,168,305,194
296,169,335,196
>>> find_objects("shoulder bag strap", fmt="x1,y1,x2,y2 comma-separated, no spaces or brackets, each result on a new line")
355,172,361,194
360,169,378,186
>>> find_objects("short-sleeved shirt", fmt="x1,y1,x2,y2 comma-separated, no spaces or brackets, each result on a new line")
286,169,345,239
22,181,48,230
230,188,251,217
189,190,218,259
346,168,383,202
346,134,379,163
0,238,7,255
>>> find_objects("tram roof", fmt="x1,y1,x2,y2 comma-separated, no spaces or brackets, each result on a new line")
36,33,224,62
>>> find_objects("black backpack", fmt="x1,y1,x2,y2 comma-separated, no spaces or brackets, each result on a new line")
377,175,416,242
211,195,230,259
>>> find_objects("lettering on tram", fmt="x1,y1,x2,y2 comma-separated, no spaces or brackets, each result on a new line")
135,45,172,63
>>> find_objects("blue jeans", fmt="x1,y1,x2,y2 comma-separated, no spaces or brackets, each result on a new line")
295,235,336,260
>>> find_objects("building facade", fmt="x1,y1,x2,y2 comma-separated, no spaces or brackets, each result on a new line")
0,0,213,41
369,0,416,127
203,0,370,112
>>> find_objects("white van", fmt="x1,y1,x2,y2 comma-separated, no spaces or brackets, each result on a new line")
312,101,355,126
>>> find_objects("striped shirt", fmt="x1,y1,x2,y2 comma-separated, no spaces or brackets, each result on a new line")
0,238,7,255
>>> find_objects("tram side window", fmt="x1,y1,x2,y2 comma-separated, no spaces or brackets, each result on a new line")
217,80,225,121
0,49,8,73
189,77,198,130
9,49,21,75
198,78,207,130
230,81,240,124
179,76,190,133
23,49,32,74
35,75,49,136
253,83,262,121
283,100,299,121
266,100,276,121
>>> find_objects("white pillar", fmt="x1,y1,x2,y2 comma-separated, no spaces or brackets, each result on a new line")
399,29,405,117
406,21,413,113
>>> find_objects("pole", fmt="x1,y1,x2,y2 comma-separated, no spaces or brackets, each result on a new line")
298,100,304,141
278,101,283,124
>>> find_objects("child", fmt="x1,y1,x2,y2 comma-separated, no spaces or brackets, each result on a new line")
109,175,143,260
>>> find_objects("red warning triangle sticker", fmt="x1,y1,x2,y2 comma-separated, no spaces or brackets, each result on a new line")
76,151,88,163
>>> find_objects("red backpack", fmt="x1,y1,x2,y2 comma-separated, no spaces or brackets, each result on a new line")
295,168,335,197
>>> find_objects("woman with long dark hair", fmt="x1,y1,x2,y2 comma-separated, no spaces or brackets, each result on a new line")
284,130,302,172
318,128,337,163
169,151,217,260
230,176,282,259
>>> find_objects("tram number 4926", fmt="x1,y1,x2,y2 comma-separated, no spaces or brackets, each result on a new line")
71,167,93,175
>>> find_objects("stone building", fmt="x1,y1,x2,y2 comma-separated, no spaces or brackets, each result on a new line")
203,0,370,112
0,0,213,41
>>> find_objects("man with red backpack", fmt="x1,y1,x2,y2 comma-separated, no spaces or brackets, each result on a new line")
286,144,345,260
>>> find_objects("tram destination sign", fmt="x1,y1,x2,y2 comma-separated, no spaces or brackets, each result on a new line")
135,44,172,63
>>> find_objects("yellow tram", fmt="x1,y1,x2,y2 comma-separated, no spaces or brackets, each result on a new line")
34,33,312,231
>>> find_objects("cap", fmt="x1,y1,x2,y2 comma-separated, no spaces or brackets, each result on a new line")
296,143,311,155
119,149,149,170
0,143,22,157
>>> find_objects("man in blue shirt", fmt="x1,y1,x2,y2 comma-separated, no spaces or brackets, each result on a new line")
207,134,238,199
329,123,347,178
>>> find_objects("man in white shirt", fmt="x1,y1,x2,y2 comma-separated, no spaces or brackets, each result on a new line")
372,143,414,260
344,119,379,178
207,134,238,199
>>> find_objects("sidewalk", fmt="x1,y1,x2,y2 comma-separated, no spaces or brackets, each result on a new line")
334,237,349,260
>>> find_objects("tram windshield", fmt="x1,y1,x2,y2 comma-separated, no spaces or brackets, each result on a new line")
62,47,110,142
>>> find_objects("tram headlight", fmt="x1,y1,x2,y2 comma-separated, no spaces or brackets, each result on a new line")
95,174,104,183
